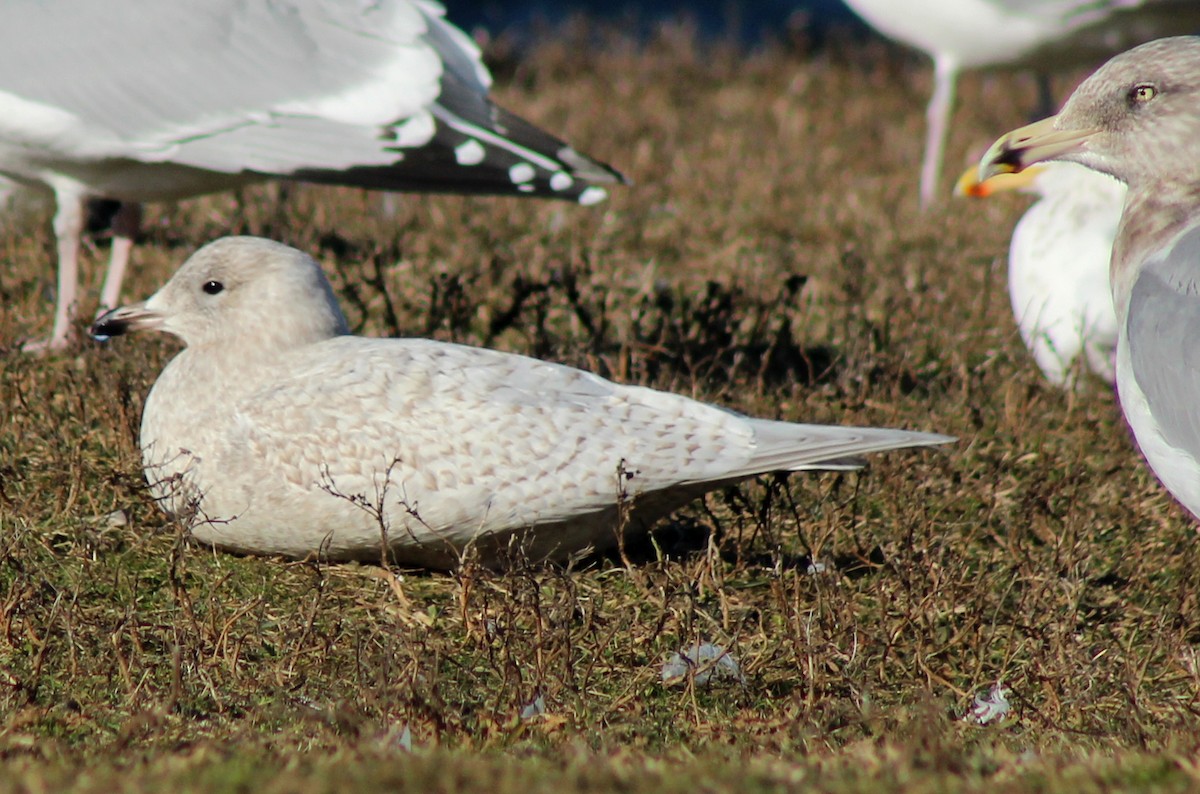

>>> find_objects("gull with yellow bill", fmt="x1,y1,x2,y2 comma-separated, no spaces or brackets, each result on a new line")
977,36,1200,519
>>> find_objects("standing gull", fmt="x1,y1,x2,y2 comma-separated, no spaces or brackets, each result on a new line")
91,237,952,569
843,0,1200,207
956,161,1122,388
0,0,623,351
978,36,1200,520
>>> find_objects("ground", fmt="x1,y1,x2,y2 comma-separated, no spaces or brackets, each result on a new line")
1,22,1199,793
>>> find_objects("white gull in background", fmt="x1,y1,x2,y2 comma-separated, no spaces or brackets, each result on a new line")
0,0,623,351
91,237,952,569
956,161,1121,388
842,0,1200,207
979,36,1200,520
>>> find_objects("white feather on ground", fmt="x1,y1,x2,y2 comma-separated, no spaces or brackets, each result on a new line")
0,0,623,351
91,237,953,569
957,161,1121,388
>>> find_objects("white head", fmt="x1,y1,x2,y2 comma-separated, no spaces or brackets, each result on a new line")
92,237,350,353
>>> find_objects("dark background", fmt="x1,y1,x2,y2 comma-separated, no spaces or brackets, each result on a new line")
443,1,864,46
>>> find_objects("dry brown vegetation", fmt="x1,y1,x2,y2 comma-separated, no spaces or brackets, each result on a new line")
2,21,1199,793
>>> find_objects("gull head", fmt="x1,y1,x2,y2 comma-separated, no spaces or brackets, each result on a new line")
91,237,350,352
978,36,1200,189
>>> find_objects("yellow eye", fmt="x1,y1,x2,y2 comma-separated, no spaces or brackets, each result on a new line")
1130,84,1157,103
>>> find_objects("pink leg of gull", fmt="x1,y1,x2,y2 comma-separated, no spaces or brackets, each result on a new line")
920,55,959,209
99,202,142,312
24,193,86,352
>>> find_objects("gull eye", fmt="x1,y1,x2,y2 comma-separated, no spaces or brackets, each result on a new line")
202,280,224,295
1128,83,1157,105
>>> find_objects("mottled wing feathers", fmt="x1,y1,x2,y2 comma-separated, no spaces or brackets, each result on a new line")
225,338,942,532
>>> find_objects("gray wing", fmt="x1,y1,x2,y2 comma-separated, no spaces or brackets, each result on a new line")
0,0,621,201
1127,225,1200,462
0,1,443,143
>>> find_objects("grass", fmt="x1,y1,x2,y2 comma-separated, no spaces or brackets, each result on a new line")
2,21,1200,792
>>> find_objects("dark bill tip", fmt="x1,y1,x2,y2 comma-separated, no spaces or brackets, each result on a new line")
984,144,1027,175
90,307,140,340
978,116,1097,183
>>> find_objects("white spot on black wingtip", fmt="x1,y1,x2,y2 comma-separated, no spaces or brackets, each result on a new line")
508,163,536,184
578,186,608,206
517,184,535,193
455,139,485,166
393,113,436,147
549,172,574,192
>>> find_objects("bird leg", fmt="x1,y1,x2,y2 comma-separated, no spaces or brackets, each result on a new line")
99,202,143,312
920,55,959,209
23,194,86,352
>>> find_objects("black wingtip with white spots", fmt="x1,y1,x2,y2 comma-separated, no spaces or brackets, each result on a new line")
271,2,626,207
288,86,625,207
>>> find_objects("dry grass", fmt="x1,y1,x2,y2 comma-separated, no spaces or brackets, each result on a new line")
2,23,1199,792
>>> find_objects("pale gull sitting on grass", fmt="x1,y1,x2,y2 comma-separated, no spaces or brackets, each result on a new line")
91,237,953,569
956,161,1121,388
0,0,623,352
843,0,1200,207
978,36,1200,520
